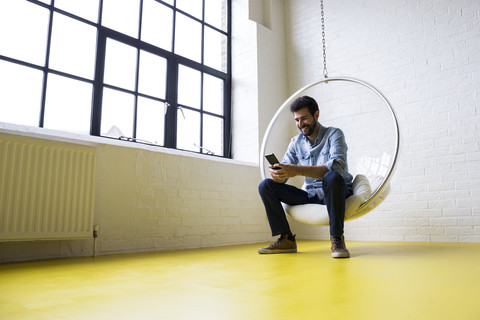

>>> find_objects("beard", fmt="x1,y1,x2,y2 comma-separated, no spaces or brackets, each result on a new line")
298,121,317,137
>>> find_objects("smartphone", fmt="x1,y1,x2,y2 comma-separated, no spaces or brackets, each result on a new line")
265,153,281,170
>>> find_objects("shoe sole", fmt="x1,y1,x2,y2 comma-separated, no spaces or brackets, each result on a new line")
258,248,297,254
332,252,350,258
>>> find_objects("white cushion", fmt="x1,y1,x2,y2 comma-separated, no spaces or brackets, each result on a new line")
282,174,372,226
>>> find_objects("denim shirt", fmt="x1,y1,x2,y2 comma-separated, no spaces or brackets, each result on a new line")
282,123,353,200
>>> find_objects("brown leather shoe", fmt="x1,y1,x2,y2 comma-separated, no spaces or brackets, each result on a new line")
330,235,350,258
258,234,297,254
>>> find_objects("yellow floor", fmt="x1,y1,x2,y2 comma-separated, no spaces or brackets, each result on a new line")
1,240,480,320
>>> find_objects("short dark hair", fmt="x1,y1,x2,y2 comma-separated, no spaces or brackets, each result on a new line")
289,96,319,116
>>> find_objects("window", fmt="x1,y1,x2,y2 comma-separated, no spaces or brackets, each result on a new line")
0,0,231,157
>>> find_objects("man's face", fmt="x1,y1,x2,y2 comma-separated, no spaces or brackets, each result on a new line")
293,107,319,137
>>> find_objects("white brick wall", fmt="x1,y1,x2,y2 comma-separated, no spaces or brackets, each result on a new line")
284,0,480,242
231,0,260,163
95,144,270,255
232,0,289,163
0,134,271,263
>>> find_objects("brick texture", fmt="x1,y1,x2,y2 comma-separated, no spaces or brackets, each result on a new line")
284,0,480,242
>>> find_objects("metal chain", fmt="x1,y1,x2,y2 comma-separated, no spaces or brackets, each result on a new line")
320,0,328,78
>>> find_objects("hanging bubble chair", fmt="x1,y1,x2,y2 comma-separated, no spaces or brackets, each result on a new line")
259,77,400,225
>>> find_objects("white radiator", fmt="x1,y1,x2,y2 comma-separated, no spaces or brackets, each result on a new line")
0,133,96,241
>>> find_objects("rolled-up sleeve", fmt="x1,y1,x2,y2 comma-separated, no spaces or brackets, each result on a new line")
324,129,348,176
282,137,299,165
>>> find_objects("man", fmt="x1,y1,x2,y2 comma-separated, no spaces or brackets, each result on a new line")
258,96,354,258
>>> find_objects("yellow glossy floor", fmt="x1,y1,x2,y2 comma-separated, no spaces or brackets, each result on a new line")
1,240,480,320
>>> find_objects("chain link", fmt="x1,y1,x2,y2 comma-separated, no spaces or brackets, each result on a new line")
320,0,328,78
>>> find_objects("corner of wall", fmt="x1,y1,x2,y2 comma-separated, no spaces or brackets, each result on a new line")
231,0,260,163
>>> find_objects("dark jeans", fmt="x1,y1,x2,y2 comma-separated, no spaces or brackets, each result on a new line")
258,170,353,237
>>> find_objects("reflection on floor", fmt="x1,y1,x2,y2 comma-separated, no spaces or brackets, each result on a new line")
1,240,480,320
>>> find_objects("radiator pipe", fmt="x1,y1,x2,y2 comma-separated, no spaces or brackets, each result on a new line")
93,225,99,257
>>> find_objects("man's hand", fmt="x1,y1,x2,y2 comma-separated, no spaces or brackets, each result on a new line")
269,163,298,182
269,163,329,182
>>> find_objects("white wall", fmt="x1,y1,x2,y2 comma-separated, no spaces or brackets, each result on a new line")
94,143,267,254
232,0,289,163
0,128,271,263
231,0,260,162
284,0,480,242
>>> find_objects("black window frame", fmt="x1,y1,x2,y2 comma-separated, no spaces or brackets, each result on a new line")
0,0,232,158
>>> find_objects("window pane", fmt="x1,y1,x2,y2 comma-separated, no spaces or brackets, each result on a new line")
203,115,223,156
204,27,227,72
104,39,137,91
49,13,97,80
141,0,173,51
136,97,165,145
44,74,92,134
0,1,49,66
176,0,203,19
54,0,99,22
177,108,200,152
178,65,201,109
0,61,43,126
205,0,227,31
101,88,134,138
203,74,223,115
174,13,201,63
102,0,140,38
138,51,167,99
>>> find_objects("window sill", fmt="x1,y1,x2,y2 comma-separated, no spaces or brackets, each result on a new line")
0,122,257,168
